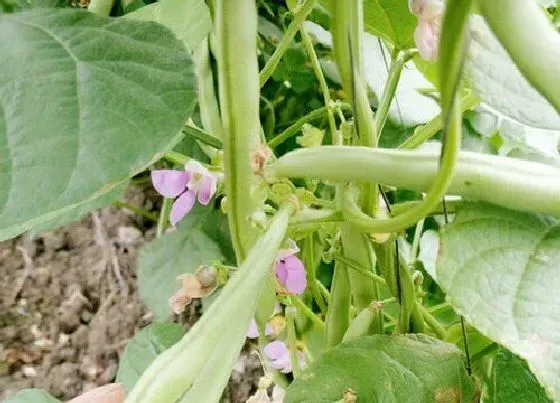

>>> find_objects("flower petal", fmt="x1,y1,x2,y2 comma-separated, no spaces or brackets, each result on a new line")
409,0,443,19
151,170,189,197
283,256,307,295
276,238,300,260
264,340,289,361
169,190,196,226
197,172,217,205
247,318,260,339
414,20,440,61
184,159,207,175
275,260,289,285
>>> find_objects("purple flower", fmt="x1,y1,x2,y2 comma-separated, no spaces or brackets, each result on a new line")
247,318,274,339
275,254,307,296
151,160,218,226
264,341,305,374
264,341,293,373
409,0,444,61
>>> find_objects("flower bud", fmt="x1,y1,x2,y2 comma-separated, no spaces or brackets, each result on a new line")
409,0,444,61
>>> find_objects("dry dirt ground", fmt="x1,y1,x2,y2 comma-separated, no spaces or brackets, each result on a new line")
0,185,262,402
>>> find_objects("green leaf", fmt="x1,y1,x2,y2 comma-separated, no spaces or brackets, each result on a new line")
0,9,195,241
126,0,211,51
116,323,184,392
4,389,61,403
490,349,551,403
363,0,416,49
467,16,560,130
137,205,227,321
286,334,474,402
437,202,560,400
28,181,127,237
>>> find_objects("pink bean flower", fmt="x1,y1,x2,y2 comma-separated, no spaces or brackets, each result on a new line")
409,0,444,61
151,160,218,226
275,240,307,295
264,341,305,374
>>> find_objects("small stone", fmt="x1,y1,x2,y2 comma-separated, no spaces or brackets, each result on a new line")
117,226,142,245
22,366,37,378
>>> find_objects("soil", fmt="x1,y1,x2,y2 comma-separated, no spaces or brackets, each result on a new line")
0,185,262,402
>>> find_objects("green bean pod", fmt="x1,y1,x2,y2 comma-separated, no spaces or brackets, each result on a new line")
268,146,560,219
478,0,560,112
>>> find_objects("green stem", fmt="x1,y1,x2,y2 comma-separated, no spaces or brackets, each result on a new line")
113,201,158,222
332,253,386,285
398,92,479,149
298,23,339,145
285,306,301,378
329,0,377,215
324,260,351,348
374,50,416,139
259,0,317,87
303,234,328,315
410,218,425,262
426,302,452,314
216,0,261,261
422,306,447,339
390,199,459,217
156,198,173,238
268,104,351,148
87,0,115,16
478,0,560,111
193,37,224,140
163,151,189,166
183,124,223,149
288,208,344,231
293,297,325,330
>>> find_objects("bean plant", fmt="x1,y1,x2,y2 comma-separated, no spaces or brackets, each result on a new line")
2,0,560,402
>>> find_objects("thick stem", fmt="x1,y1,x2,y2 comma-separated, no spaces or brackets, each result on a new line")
216,0,261,261
330,0,377,215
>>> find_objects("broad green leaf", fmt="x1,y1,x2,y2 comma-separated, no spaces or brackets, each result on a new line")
116,323,184,391
28,181,127,237
286,334,473,402
467,16,560,130
418,229,438,280
437,203,560,400
0,9,195,241
137,205,228,321
4,389,60,403
363,0,416,49
126,0,211,51
490,349,551,403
